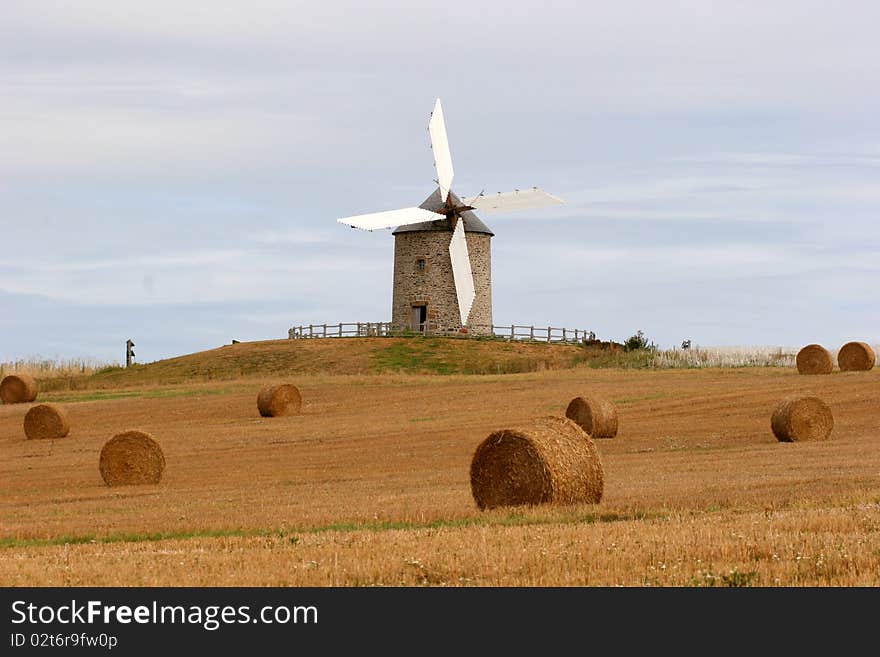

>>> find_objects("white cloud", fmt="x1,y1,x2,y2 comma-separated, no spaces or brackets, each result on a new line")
246,229,335,245
0,248,387,305
1,2,878,357
673,152,880,167
0,101,320,177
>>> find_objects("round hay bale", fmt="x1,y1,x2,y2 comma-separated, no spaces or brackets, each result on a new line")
837,341,875,372
99,431,165,486
796,344,833,375
771,396,834,442
257,384,302,417
565,396,619,438
23,403,70,440
0,374,38,404
470,415,604,510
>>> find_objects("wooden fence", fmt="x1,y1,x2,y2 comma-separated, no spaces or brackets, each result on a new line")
288,322,594,344
288,323,394,339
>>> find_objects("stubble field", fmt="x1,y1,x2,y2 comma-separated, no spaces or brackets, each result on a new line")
1,362,879,586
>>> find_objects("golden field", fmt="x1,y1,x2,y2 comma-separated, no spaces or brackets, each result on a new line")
1,340,879,586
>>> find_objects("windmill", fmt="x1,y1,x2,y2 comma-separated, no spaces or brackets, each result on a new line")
337,99,563,334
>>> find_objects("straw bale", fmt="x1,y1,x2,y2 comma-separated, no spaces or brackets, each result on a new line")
796,344,833,375
0,374,38,403
771,396,833,442
23,403,69,440
99,430,165,486
257,384,302,417
470,416,604,510
565,396,619,438
837,342,875,372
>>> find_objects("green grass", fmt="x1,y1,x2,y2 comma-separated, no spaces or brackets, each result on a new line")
28,335,789,396
306,509,657,535
0,509,661,549
372,339,460,374
0,528,279,549
369,336,608,375
43,387,235,403
613,392,669,404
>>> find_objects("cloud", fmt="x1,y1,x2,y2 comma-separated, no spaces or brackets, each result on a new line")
673,152,880,168
1,2,878,359
0,248,387,305
246,229,335,245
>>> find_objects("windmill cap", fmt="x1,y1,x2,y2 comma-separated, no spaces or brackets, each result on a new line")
392,188,495,236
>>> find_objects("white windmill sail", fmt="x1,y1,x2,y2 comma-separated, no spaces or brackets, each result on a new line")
337,207,442,231
448,218,476,325
428,98,454,203
463,187,564,214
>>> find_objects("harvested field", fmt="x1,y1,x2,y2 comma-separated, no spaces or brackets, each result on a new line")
1,366,879,586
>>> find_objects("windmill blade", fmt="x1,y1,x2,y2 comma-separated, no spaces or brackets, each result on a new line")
429,98,454,203
463,187,564,214
448,219,476,325
337,206,443,231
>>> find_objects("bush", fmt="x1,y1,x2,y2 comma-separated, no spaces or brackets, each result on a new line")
624,330,649,352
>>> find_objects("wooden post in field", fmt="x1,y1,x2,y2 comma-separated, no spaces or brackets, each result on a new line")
529,326,534,341
125,339,135,368
338,324,343,337
323,323,327,338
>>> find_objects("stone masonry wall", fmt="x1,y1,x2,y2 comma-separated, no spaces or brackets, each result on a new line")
392,230,492,335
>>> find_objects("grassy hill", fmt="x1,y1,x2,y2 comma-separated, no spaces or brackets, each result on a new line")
37,336,632,391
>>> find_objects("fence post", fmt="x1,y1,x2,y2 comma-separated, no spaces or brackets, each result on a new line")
338,324,343,337
309,324,313,338
323,323,327,338
529,326,534,341
562,328,566,342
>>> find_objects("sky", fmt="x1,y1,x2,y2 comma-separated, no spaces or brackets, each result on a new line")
1,1,878,364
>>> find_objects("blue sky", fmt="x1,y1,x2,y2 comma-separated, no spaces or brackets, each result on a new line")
1,1,878,363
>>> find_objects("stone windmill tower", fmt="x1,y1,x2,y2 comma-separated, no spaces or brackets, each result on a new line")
338,99,563,335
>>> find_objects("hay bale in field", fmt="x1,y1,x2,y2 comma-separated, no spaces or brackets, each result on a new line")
837,342,875,372
771,396,834,442
796,344,833,375
565,396,619,438
99,430,165,486
256,384,302,417
470,415,604,510
23,403,70,440
0,374,38,404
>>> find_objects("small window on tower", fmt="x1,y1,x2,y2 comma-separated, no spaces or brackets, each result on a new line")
416,258,427,272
